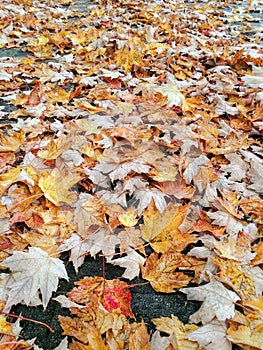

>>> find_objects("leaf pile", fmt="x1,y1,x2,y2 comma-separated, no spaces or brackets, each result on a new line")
0,0,263,348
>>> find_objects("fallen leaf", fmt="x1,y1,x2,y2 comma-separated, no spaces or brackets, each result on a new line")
109,250,145,280
142,251,203,292
227,310,263,349
152,315,199,350
118,207,138,227
38,169,81,206
141,203,196,253
187,319,232,350
0,247,68,310
68,277,134,318
181,274,240,324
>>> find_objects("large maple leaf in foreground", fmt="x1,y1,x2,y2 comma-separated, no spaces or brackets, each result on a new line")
0,247,68,310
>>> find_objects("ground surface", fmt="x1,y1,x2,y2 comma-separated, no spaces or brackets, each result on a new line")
0,0,262,349
0,1,202,347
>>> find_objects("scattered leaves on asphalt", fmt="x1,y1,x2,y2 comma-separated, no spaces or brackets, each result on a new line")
0,0,263,348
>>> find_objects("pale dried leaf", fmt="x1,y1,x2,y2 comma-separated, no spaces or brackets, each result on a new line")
181,275,240,324
0,247,68,310
109,250,145,280
187,320,231,350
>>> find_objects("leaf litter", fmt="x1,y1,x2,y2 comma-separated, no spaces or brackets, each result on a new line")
0,0,263,348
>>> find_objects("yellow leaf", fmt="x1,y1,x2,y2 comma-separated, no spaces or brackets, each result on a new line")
30,35,49,46
141,203,196,253
213,257,258,300
116,46,142,73
119,208,138,227
0,167,23,194
76,100,107,114
60,316,108,348
0,315,12,334
38,169,81,206
227,322,263,349
47,87,70,103
23,231,58,255
129,321,150,350
252,242,263,265
0,130,24,152
245,296,263,313
38,136,73,159
152,315,200,350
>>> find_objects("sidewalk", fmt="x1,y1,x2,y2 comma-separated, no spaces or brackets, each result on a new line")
0,0,263,349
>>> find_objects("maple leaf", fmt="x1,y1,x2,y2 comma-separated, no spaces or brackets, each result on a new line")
214,231,255,263
60,318,108,349
129,320,150,350
242,65,263,88
115,45,142,73
59,303,150,349
68,277,134,318
220,153,249,182
162,178,195,199
214,257,263,300
73,193,106,237
0,247,68,310
152,315,199,350
95,158,150,182
38,169,81,206
141,203,196,253
118,227,145,253
37,136,73,160
214,94,239,116
0,168,25,195
153,83,185,107
118,207,138,227
0,314,13,334
207,210,245,235
85,228,120,260
109,250,145,280
0,130,24,152
59,233,91,272
183,155,210,185
135,187,168,215
227,310,263,349
187,319,232,350
181,274,240,324
142,251,203,292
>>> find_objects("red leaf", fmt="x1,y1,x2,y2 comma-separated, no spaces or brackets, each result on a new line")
101,279,134,318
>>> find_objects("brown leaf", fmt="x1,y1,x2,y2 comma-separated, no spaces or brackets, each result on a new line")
129,320,150,350
60,316,108,348
142,251,202,292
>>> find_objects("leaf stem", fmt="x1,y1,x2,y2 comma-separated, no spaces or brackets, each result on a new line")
127,282,149,288
1,311,54,333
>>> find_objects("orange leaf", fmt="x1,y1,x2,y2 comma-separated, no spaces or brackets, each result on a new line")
141,203,196,253
0,130,24,152
129,320,150,350
142,251,204,292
